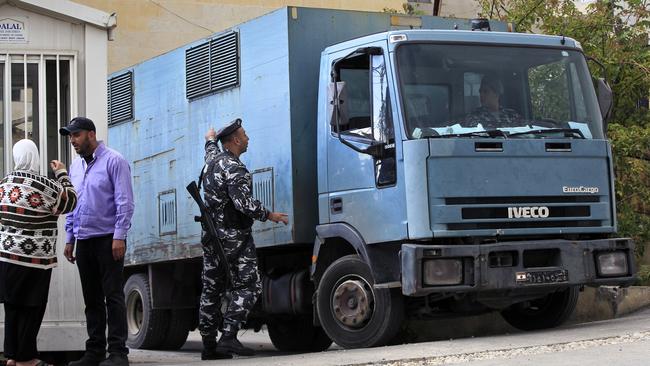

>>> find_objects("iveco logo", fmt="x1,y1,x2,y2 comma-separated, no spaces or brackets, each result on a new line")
508,206,550,219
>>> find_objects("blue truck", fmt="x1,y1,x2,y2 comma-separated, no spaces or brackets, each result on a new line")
107,7,636,351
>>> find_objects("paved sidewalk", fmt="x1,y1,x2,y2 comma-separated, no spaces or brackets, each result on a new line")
129,307,650,366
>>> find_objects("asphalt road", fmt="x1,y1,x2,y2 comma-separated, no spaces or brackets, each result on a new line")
129,308,650,366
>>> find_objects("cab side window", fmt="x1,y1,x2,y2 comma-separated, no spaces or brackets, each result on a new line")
330,49,396,186
333,54,371,138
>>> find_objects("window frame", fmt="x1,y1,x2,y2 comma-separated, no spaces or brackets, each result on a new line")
1,52,77,176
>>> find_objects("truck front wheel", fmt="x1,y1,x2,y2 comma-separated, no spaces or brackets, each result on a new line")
316,255,404,348
501,286,579,331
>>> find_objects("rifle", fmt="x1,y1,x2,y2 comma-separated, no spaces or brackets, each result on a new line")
186,180,232,286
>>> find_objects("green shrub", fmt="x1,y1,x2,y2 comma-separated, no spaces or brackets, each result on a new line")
609,123,650,260
637,265,650,285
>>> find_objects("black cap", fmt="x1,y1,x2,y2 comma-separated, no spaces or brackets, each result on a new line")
216,118,242,141
59,117,96,136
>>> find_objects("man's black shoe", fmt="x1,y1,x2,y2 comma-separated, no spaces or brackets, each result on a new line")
202,335,217,349
68,352,105,366
216,335,255,356
201,348,233,360
98,353,129,366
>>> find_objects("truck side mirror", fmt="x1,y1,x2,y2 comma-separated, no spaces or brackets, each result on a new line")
328,81,349,130
597,78,613,132
587,57,613,134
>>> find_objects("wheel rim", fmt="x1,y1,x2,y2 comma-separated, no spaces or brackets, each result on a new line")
331,278,374,329
126,288,144,336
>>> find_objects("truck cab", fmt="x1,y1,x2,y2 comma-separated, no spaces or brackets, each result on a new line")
313,29,635,348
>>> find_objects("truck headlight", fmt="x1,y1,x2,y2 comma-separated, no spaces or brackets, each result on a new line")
596,251,628,277
423,259,463,285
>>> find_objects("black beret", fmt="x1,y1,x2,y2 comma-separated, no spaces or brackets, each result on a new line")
59,117,97,136
216,118,242,141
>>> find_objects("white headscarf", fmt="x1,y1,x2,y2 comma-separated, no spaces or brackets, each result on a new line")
13,139,40,173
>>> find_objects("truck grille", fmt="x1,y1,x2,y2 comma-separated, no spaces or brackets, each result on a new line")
443,196,603,231
448,221,601,230
446,196,599,204
461,206,590,219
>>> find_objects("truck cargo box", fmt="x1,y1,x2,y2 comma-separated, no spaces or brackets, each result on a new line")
108,7,507,266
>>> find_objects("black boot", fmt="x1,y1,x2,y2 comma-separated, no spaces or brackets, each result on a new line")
201,335,232,360
216,333,255,356
98,354,129,366
68,352,106,366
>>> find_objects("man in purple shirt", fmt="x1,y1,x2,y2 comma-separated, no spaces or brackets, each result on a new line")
60,117,134,366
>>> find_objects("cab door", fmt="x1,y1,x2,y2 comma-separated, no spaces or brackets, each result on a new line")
325,42,407,244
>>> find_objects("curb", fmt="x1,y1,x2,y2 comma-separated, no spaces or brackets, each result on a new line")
570,285,650,323
400,286,650,343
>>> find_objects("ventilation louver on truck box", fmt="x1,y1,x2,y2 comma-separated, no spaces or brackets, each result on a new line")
107,71,133,125
186,31,239,99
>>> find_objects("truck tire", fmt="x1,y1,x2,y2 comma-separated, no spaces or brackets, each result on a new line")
501,286,579,331
124,274,168,349
159,309,194,350
316,254,404,349
267,316,332,352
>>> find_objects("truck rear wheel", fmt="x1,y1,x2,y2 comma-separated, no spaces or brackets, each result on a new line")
267,316,332,352
501,286,579,331
159,309,194,350
124,274,168,349
316,255,404,349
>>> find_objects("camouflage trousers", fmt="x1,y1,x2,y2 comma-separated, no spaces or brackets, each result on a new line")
198,232,262,338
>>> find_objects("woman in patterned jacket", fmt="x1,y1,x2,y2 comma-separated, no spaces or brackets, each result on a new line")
0,139,77,366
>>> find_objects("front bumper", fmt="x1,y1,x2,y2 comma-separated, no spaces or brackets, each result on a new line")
400,238,636,296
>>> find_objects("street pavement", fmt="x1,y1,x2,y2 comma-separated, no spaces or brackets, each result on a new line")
129,307,650,366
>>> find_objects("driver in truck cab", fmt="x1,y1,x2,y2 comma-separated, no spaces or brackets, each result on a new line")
465,74,522,128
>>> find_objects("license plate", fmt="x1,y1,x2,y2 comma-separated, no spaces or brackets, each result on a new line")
516,269,568,284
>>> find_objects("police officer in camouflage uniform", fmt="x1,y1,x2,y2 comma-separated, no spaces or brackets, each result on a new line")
199,119,288,358
198,128,230,360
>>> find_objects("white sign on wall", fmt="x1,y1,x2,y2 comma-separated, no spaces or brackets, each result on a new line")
0,17,28,43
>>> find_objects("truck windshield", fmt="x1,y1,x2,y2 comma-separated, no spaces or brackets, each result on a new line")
396,44,604,139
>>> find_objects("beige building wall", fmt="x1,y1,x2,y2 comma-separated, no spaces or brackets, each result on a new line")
437,0,481,19
72,0,413,73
